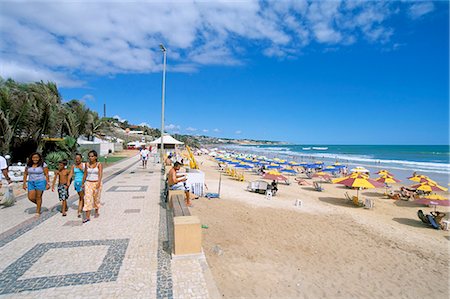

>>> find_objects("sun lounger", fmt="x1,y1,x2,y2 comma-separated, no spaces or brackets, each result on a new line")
344,192,352,202
313,182,324,192
363,198,374,209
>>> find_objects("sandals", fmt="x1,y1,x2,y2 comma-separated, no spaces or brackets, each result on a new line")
82,218,90,223
62,213,67,217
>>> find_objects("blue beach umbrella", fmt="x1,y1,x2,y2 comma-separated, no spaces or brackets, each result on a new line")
235,164,252,169
267,163,282,169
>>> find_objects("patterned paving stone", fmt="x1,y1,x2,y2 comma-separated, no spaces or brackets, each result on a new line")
0,239,129,295
106,185,148,192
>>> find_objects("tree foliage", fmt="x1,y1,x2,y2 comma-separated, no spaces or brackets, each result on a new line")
0,77,100,158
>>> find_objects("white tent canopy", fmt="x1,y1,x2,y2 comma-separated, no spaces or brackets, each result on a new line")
150,135,184,145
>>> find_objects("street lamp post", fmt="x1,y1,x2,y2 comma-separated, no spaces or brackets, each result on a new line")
160,44,167,170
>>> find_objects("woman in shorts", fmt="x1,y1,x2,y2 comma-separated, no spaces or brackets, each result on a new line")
68,153,85,218
22,152,49,216
81,150,103,223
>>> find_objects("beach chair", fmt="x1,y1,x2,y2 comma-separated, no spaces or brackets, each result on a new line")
344,192,352,202
363,198,374,209
313,182,324,192
236,172,245,182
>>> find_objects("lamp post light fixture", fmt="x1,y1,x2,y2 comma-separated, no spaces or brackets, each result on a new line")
160,44,167,170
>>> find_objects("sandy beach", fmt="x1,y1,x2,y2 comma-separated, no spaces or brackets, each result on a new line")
190,154,449,298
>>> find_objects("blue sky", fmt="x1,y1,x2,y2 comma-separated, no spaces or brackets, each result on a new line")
1,1,448,144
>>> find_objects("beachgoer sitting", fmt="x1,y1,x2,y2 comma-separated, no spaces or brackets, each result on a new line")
271,180,278,195
168,162,191,207
431,211,447,229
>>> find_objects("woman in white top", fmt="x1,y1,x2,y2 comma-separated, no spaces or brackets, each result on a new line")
81,150,103,223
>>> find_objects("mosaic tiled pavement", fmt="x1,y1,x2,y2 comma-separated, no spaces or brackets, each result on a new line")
0,155,219,298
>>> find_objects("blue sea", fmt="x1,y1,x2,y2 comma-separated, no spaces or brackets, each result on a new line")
222,144,450,185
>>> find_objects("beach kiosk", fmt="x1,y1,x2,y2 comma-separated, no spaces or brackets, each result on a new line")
150,134,184,152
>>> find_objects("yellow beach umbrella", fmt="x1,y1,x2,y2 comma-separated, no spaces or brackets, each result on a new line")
332,172,369,184
375,175,401,184
333,174,384,199
424,194,447,200
415,183,448,192
408,175,436,184
267,170,282,175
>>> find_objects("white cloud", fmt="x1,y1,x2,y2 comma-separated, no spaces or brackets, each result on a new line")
409,2,435,19
0,1,431,85
235,130,242,135
113,115,127,122
81,94,95,102
185,127,197,132
165,124,181,133
139,122,152,128
213,128,220,132
202,129,209,133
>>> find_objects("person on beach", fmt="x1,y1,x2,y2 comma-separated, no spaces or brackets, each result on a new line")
22,152,49,216
0,155,13,205
165,154,173,166
431,211,446,229
168,161,191,207
140,146,150,168
0,154,12,189
81,150,103,223
51,160,70,216
68,153,85,218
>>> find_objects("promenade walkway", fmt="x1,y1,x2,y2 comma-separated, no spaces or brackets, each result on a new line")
0,155,219,298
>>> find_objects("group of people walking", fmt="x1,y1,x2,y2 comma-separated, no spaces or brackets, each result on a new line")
21,150,103,223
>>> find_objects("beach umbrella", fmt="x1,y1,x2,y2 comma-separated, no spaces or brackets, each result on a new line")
262,172,288,182
234,163,252,169
289,161,301,166
411,182,448,192
375,175,401,184
312,172,332,180
377,170,394,176
376,175,401,195
280,168,297,175
424,194,447,200
351,166,370,174
334,175,384,199
323,166,337,172
267,163,282,169
414,198,450,211
333,164,346,169
332,172,369,184
408,174,436,184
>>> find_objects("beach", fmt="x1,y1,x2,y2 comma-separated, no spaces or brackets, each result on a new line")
191,154,449,298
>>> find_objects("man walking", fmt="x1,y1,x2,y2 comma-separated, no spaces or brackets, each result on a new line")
140,146,150,168
0,155,13,204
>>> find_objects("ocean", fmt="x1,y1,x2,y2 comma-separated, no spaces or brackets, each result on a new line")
222,144,450,185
